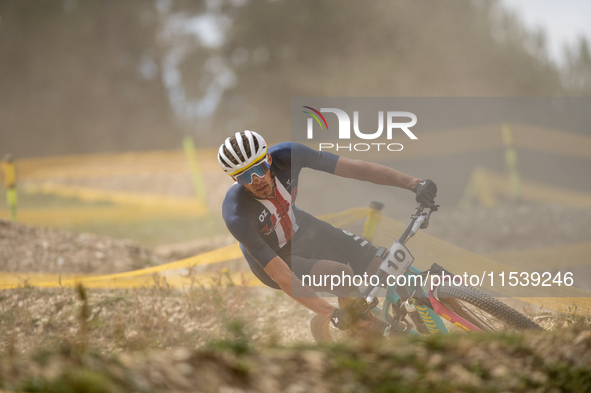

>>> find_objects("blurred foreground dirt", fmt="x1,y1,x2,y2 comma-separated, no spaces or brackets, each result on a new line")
1,327,591,393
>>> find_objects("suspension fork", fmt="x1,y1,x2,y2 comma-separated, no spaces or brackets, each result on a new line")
384,266,451,334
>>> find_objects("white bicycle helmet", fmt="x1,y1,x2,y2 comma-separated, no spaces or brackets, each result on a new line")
218,130,267,176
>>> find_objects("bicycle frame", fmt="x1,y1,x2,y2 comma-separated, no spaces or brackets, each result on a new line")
381,266,451,335
363,203,484,336
379,266,483,335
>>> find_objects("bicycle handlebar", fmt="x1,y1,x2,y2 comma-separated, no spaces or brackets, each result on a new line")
360,201,439,301
417,201,439,213
397,202,433,244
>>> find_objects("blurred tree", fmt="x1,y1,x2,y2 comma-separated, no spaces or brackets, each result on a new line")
0,0,585,157
562,37,591,96
0,0,175,157
218,0,567,144
151,0,239,144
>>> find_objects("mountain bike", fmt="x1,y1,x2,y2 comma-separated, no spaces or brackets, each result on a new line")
310,202,542,343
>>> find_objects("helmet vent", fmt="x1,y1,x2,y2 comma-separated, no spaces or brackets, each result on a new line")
222,145,240,165
218,155,230,168
252,137,259,155
238,133,252,158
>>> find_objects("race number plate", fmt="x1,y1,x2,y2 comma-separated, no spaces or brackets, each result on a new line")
378,242,414,279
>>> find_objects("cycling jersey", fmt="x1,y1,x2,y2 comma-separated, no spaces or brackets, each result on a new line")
222,142,339,268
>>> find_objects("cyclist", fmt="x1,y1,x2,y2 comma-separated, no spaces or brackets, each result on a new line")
219,131,437,331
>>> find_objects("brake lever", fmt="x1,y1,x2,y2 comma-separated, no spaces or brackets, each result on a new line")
419,204,439,229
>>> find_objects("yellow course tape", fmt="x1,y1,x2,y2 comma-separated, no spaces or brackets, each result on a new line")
0,272,83,287
489,242,591,271
0,209,364,289
7,149,220,181
0,243,243,289
320,207,372,228
0,270,264,290
302,125,506,162
0,270,253,291
313,124,591,162
2,207,591,313
513,123,591,161
470,167,591,208
0,209,360,289
52,243,243,287
22,182,208,211
0,206,204,227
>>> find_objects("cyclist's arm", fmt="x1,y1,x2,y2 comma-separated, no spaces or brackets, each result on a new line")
264,256,336,319
333,156,421,191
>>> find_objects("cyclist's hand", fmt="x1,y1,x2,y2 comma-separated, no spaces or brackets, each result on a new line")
330,304,370,331
414,179,437,207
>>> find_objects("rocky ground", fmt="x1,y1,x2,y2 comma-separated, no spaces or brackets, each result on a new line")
0,283,314,356
1,201,591,392
0,219,161,275
428,204,591,255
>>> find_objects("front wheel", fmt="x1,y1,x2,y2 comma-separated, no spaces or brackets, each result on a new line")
310,312,346,343
310,302,349,343
437,284,543,331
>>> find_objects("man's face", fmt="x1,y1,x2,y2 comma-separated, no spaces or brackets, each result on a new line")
236,154,275,199
243,169,274,198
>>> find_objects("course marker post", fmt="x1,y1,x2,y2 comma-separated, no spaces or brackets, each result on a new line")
183,136,208,215
1,154,17,221
459,167,499,209
458,177,475,210
363,201,383,242
502,124,522,202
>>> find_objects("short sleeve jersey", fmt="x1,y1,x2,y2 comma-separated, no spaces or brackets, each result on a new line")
222,142,339,268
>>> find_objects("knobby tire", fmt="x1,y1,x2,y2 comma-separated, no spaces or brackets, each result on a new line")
437,284,543,331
